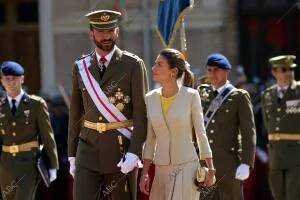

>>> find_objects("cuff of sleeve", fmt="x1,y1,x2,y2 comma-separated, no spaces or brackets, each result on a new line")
199,151,213,160
68,157,76,165
142,144,155,160
49,169,57,175
241,158,255,168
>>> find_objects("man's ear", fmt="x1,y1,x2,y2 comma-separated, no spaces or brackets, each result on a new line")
20,75,24,84
115,27,120,37
88,30,94,40
271,69,276,77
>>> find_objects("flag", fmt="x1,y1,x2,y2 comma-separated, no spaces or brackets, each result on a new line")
156,0,194,47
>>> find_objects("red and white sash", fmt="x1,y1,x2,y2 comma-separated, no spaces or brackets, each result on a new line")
76,56,132,139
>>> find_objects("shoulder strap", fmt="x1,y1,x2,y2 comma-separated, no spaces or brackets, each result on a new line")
204,84,236,129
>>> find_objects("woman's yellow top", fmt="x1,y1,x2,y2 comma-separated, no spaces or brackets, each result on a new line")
160,93,177,117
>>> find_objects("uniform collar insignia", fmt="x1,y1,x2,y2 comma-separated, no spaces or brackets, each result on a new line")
0,96,7,106
21,93,30,104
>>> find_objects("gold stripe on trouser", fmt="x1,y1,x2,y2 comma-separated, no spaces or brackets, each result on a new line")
83,120,133,133
2,141,39,153
268,133,300,141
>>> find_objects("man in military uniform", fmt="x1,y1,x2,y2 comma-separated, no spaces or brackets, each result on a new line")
198,53,256,200
0,61,59,200
261,55,300,200
68,10,148,200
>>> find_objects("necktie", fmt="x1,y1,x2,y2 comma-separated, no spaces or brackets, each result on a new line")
278,88,286,99
11,99,17,115
99,57,107,79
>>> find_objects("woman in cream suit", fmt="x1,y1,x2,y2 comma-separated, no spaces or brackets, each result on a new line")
139,48,215,200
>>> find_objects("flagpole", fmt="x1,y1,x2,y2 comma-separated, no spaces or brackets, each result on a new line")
180,19,188,59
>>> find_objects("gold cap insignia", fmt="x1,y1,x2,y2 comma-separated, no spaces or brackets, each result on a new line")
100,13,110,22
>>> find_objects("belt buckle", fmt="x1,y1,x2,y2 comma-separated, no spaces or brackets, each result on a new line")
96,123,106,133
9,145,19,154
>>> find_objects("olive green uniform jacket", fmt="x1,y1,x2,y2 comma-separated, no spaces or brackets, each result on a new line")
68,47,149,174
0,93,59,200
198,84,256,200
261,80,300,169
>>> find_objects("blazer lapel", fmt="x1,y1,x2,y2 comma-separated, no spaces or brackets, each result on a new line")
88,52,101,84
271,87,279,106
152,89,171,134
100,47,122,85
281,81,297,103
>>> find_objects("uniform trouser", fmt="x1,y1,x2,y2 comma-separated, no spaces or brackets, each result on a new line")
210,172,244,200
74,164,138,200
269,168,300,200
0,154,39,200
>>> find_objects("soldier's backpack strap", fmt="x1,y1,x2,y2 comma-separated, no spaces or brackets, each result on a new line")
204,84,236,128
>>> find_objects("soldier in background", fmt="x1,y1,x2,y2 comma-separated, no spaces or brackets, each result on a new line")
198,53,256,200
0,61,59,200
261,55,300,200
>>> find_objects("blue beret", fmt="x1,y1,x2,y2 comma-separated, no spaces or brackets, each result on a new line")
206,53,231,70
1,61,24,76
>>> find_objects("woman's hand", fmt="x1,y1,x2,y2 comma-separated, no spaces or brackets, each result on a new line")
139,174,151,195
202,169,216,187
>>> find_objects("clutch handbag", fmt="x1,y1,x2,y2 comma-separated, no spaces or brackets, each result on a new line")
195,167,216,187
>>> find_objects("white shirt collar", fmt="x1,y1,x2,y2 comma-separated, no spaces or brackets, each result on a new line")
95,45,116,68
7,89,25,108
213,80,230,93
277,85,288,93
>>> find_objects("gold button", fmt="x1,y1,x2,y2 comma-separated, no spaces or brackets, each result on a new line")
12,122,16,126
226,109,229,113
276,117,280,121
212,119,215,123
209,140,213,144
210,130,214,134
99,117,103,121
276,127,280,131
231,147,235,151
12,153,16,157
12,132,16,136
277,108,281,112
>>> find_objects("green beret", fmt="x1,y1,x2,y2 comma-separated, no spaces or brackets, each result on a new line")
85,10,121,30
269,55,297,68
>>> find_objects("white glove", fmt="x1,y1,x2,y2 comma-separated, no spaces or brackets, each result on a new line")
68,157,76,178
256,147,268,164
49,169,57,182
235,163,250,181
117,152,139,174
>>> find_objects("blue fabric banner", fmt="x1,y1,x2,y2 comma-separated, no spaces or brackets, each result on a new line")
156,0,194,47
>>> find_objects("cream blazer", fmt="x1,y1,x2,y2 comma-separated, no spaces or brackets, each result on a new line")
143,86,212,165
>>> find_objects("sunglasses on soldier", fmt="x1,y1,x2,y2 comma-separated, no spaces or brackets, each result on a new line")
274,67,294,73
